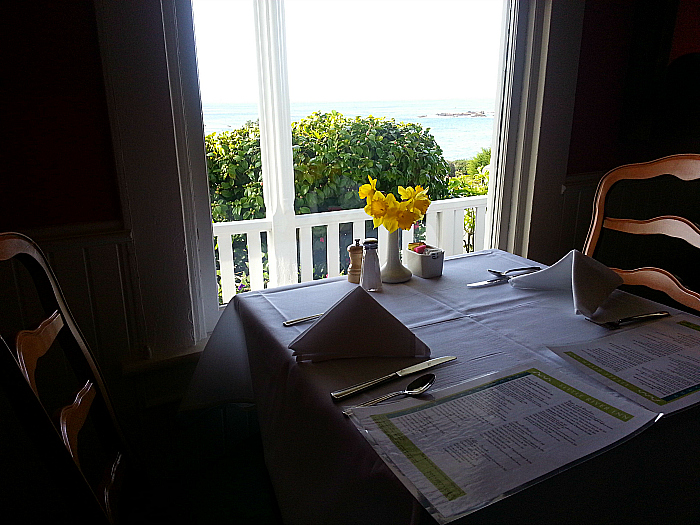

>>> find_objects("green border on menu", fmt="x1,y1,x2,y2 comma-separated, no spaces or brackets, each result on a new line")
564,350,700,405
679,320,700,332
370,368,636,501
564,351,668,405
526,368,635,421
372,415,466,501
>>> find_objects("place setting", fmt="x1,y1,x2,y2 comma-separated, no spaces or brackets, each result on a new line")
232,240,700,525
296,248,697,523
343,358,660,524
467,249,670,327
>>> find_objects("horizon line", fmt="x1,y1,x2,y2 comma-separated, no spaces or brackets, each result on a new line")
201,97,497,105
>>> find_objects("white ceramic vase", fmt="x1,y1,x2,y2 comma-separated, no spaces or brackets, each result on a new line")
380,229,412,283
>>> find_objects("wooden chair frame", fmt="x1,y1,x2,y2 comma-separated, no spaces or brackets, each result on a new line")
0,232,127,523
583,154,700,312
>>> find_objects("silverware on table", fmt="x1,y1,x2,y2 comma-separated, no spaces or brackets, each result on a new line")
282,312,324,326
586,311,670,329
487,266,541,278
330,355,456,400
467,266,541,287
467,276,512,287
342,373,436,416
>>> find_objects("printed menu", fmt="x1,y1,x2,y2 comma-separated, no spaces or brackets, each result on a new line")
548,314,700,413
348,362,658,524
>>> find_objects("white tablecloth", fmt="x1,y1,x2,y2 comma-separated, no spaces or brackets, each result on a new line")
228,250,700,524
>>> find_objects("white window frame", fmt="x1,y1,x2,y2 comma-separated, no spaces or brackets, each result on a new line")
93,0,583,358
94,0,219,357
488,0,584,263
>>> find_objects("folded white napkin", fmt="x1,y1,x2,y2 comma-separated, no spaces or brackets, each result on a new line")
289,286,431,362
509,249,623,317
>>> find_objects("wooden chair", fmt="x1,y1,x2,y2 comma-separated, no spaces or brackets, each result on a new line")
583,154,700,313
0,232,129,523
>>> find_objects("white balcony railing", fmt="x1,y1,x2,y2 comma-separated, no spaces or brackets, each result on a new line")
213,195,487,301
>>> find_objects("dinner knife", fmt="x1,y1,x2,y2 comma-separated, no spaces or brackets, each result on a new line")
330,356,456,400
283,313,324,326
586,310,670,329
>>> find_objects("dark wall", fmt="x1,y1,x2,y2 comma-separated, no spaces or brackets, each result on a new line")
566,0,637,176
0,1,121,232
566,0,696,176
669,0,700,61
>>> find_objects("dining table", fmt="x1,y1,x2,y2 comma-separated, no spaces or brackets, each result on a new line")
215,249,700,524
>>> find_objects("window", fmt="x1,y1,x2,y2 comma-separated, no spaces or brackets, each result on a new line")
93,0,585,356
284,0,503,279
193,0,504,297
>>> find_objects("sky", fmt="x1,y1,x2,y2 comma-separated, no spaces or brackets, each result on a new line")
191,0,504,104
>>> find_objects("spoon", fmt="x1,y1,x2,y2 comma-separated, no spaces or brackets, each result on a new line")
342,373,436,416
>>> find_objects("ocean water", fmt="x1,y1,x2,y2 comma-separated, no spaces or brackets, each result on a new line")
202,99,495,161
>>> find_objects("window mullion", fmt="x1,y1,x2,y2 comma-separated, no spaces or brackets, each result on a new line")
254,0,297,287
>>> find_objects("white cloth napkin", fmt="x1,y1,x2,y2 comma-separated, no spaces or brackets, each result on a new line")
288,286,431,362
509,249,623,317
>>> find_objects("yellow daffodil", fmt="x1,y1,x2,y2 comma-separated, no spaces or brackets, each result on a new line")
364,190,388,228
396,203,422,231
398,184,430,215
358,176,377,200
380,193,401,232
398,185,416,202
412,185,430,215
359,178,430,231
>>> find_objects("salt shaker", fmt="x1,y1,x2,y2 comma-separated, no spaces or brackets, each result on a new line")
347,239,363,284
360,238,382,292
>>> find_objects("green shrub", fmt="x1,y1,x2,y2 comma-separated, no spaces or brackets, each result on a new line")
451,159,469,177
466,147,491,175
206,121,264,223
205,114,489,295
448,165,489,197
292,111,451,213
205,112,452,222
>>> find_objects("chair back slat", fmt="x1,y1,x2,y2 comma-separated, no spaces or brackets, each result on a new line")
16,309,64,394
59,380,96,468
584,154,700,313
615,267,700,312
603,216,700,249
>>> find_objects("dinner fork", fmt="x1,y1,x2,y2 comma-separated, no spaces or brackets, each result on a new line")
487,266,541,278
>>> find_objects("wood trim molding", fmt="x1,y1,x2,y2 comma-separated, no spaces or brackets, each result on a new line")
488,0,585,264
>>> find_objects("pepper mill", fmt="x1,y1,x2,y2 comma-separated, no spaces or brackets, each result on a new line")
347,238,363,284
